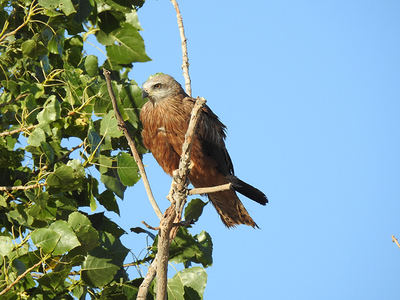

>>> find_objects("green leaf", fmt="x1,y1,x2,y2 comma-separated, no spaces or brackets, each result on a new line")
0,236,14,256
68,212,99,251
45,161,85,191
46,165,75,187
39,0,76,16
0,195,7,207
21,40,36,57
117,152,139,186
89,194,97,211
184,199,207,222
100,280,140,299
12,259,26,275
27,192,57,222
106,23,150,66
81,255,119,287
72,285,87,299
88,127,102,157
84,55,98,77
47,30,64,55
100,111,122,138
98,10,121,34
49,220,81,255
168,228,213,268
31,228,60,254
37,95,61,125
100,173,126,199
67,159,84,172
167,267,207,300
88,213,126,238
40,141,55,164
97,190,120,215
98,154,113,174
38,268,71,293
27,127,46,147
194,231,213,267
21,83,44,99
21,40,47,58
125,11,143,30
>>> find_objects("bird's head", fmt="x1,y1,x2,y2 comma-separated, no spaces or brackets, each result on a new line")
142,73,186,104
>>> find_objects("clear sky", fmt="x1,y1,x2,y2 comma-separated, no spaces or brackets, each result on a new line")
88,1,400,299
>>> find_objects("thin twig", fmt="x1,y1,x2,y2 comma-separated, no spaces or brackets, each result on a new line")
0,125,36,137
137,257,158,299
123,256,154,268
0,183,45,192
189,183,232,195
30,257,155,279
392,235,400,249
155,97,206,300
142,221,160,231
170,0,191,96
103,69,163,220
0,255,48,296
0,1,40,44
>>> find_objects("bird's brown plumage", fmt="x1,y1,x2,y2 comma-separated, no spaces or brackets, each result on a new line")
140,74,267,227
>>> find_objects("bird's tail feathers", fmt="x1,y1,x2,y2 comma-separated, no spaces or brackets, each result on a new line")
208,190,259,228
227,175,268,205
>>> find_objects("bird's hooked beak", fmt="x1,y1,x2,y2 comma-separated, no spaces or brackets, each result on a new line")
142,89,149,99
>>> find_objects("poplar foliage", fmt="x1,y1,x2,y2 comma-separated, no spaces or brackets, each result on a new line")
0,0,211,298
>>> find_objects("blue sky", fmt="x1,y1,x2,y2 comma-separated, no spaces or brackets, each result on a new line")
87,1,400,299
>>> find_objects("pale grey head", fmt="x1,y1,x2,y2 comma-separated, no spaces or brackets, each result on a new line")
142,74,186,104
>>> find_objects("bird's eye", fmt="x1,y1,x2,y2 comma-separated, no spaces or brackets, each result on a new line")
153,83,162,89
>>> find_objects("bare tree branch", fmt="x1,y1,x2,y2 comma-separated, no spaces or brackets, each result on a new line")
0,183,45,192
103,69,163,220
0,125,36,137
170,0,191,96
189,183,232,195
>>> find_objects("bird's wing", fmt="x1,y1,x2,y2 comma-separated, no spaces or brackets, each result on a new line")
185,97,234,176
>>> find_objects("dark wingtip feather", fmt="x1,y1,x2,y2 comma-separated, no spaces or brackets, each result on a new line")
227,175,268,205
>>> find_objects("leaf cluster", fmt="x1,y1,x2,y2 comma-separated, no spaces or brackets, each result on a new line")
0,0,213,298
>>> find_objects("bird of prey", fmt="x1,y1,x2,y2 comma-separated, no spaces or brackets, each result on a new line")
140,74,267,227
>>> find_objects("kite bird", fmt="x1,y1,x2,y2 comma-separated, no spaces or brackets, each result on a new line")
140,74,268,227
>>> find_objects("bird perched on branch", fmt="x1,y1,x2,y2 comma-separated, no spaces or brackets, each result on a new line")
140,74,267,227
